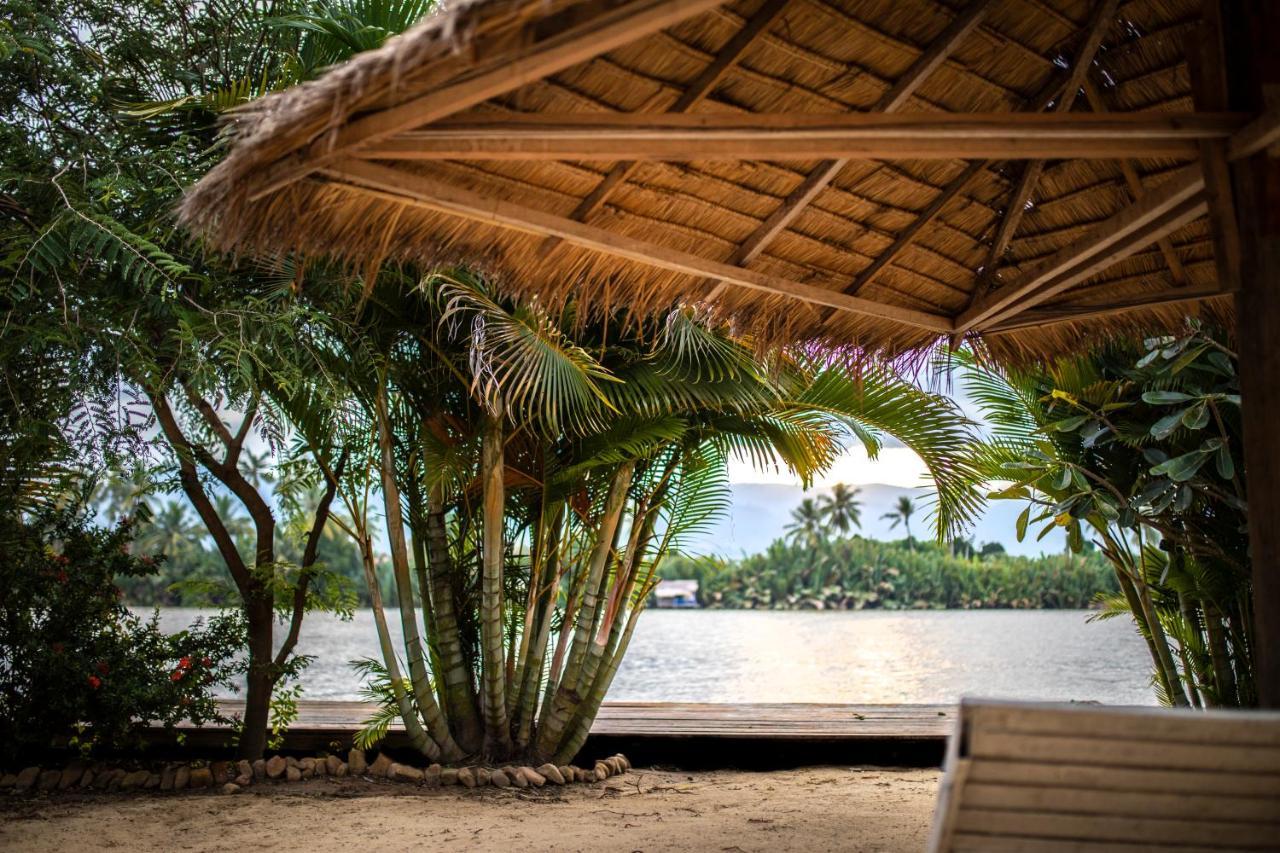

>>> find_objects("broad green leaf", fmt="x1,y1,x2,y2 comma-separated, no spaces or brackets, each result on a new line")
1015,505,1030,541
1142,390,1195,405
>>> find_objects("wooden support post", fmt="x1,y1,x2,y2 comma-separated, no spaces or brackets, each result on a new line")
1222,0,1280,708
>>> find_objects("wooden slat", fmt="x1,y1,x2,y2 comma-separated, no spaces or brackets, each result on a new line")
954,167,1206,332
966,701,1280,747
953,808,1277,848
951,833,1236,853
1228,101,1280,160
358,112,1238,161
965,757,1280,798
565,0,791,225
967,730,1280,773
963,781,1280,822
321,159,954,331
703,0,997,301
247,0,729,199
985,285,1234,333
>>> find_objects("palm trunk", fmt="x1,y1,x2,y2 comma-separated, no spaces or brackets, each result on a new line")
480,414,512,755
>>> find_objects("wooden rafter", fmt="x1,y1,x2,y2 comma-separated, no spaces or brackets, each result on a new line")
247,0,729,200
322,158,954,332
985,284,1235,334
360,112,1238,160
704,0,996,300
1083,79,1186,286
974,0,1119,292
955,167,1207,333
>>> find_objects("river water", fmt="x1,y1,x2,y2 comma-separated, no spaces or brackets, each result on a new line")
156,608,1157,706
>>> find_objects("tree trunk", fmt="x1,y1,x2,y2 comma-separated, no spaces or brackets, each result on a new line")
480,414,512,755
238,593,274,760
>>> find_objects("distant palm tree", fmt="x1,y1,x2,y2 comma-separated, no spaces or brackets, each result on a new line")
882,495,917,549
819,482,862,536
239,448,275,493
143,501,200,558
785,498,827,548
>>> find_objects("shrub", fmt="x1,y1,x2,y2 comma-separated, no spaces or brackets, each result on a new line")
0,507,241,764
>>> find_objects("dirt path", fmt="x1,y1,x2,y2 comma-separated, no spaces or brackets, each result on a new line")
0,767,939,852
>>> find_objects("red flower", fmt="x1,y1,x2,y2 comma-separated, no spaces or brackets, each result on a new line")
171,670,184,681
56,570,69,584
200,657,212,668
87,675,101,690
178,656,192,670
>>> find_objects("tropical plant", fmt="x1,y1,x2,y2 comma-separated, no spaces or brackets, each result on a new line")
881,495,918,548
959,323,1251,706
785,498,828,548
279,268,979,764
820,482,863,534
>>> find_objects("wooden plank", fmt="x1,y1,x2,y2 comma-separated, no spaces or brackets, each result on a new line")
1228,100,1280,160
967,730,1280,773
358,112,1238,161
955,167,1206,332
965,757,1280,798
544,0,790,255
966,700,1280,746
963,781,1280,822
953,808,1277,848
248,0,729,200
321,159,954,330
951,833,1234,853
703,0,996,300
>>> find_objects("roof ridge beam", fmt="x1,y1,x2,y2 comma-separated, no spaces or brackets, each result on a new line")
248,0,730,201
322,158,953,332
704,0,996,300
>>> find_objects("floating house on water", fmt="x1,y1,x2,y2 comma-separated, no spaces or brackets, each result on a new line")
653,579,700,609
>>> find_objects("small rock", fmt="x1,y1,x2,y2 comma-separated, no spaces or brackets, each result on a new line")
221,782,240,794
423,764,441,787
188,767,213,789
474,767,491,786
457,767,476,788
520,767,546,787
347,748,367,776
58,765,84,790
507,768,528,789
558,765,575,783
299,757,316,775
265,755,287,780
79,771,95,789
121,770,150,791
312,756,327,777
14,767,40,793
96,769,121,791
593,762,609,782
285,766,302,783
536,763,564,785
569,766,588,783
160,765,177,791
0,773,16,789
233,774,251,787
38,769,61,791
391,763,423,784
440,767,459,786
252,759,266,780
616,754,632,771
325,755,343,776
237,760,253,781
368,752,393,778
334,762,348,778
609,757,625,775
144,773,161,789
107,770,126,791
490,769,511,788
174,766,191,791
285,755,299,769
209,761,231,784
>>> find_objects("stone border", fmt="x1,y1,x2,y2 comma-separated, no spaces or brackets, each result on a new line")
0,752,633,795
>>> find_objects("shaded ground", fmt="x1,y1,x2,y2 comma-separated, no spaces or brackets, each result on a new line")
0,767,939,852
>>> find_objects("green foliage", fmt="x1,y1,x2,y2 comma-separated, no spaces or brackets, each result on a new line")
660,535,1114,611
959,323,1251,706
0,505,241,764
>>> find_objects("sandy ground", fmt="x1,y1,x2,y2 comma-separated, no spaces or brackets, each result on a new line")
0,767,939,852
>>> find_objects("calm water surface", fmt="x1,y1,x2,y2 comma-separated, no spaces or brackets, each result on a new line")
156,608,1157,706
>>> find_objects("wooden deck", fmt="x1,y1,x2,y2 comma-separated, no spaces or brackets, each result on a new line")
181,701,954,767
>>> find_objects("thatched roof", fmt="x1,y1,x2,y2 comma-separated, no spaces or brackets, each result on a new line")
181,0,1273,360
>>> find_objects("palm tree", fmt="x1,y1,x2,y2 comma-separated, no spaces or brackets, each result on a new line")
882,495,917,549
785,498,827,548
820,482,862,536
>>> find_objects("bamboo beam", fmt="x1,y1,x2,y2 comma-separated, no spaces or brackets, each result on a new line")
247,0,729,200
704,0,997,286
321,158,953,332
1083,79,1187,286
985,284,1234,333
979,0,1119,278
544,0,790,254
1228,101,1280,160
358,112,1237,161
955,167,1207,332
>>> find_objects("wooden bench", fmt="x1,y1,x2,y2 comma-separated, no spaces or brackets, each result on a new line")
927,699,1280,851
